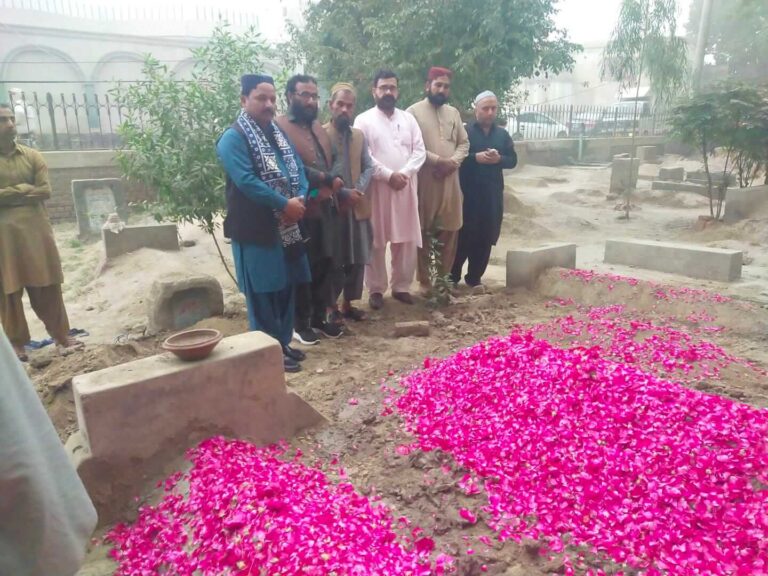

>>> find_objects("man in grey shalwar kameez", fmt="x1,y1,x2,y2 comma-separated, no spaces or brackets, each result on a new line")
324,83,374,321
0,329,97,575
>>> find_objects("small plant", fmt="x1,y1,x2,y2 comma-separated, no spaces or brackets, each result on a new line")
426,231,452,308
112,23,276,282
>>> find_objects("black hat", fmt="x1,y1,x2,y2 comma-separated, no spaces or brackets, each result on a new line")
241,74,274,95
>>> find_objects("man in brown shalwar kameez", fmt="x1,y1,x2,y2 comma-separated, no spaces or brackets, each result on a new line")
407,66,469,295
0,103,80,360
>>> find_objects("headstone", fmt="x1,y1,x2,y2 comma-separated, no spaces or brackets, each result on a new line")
724,185,768,224
102,223,179,260
604,239,742,282
506,243,577,288
658,167,685,182
637,146,657,163
148,273,224,332
610,158,640,194
72,178,128,238
69,331,325,525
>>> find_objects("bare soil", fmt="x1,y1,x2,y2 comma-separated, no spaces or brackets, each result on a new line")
25,155,768,575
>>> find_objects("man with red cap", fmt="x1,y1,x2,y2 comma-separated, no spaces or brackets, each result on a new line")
407,66,469,296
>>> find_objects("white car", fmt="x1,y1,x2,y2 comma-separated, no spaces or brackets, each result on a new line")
507,111,569,140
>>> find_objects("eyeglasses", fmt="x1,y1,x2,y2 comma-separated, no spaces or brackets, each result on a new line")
295,92,320,101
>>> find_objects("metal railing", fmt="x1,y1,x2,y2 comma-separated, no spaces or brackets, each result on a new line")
5,91,674,151
501,103,672,141
5,91,126,151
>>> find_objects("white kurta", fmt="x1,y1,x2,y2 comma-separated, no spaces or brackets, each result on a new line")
0,329,97,576
354,107,426,249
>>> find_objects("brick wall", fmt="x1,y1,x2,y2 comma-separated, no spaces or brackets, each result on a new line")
41,151,154,223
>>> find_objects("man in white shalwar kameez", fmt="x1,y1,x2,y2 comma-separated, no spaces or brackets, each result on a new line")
0,329,97,576
354,69,426,309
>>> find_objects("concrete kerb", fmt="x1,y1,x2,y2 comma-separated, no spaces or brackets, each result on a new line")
604,239,742,282
69,331,326,525
147,273,224,332
506,243,577,288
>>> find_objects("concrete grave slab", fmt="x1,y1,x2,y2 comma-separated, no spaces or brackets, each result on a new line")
148,273,224,332
604,239,742,282
70,331,325,525
651,180,711,197
102,223,179,259
637,145,657,163
72,178,128,238
506,243,577,288
724,185,768,224
657,167,685,182
610,158,639,194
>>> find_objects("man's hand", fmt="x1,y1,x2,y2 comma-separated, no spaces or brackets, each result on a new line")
348,189,364,205
476,149,501,165
434,157,460,178
282,197,305,223
331,176,345,193
389,172,408,190
318,185,334,200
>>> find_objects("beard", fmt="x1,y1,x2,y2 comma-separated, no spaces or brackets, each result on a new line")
334,114,352,131
427,92,448,106
290,100,318,123
375,94,396,111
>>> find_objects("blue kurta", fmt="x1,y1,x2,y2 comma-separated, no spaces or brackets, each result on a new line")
217,126,311,345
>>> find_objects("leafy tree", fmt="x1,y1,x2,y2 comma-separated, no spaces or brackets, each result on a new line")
285,0,581,111
113,24,275,281
687,0,768,83
670,83,768,220
601,0,688,218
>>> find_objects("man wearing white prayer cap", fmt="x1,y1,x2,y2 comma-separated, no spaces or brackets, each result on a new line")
450,90,517,289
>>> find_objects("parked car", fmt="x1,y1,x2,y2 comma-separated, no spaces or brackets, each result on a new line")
507,111,569,140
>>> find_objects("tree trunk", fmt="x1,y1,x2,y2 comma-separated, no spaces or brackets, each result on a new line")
210,230,237,285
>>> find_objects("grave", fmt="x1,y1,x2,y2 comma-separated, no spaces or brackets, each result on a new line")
148,273,224,332
604,239,742,282
723,184,768,224
506,243,577,288
637,145,657,163
72,178,128,238
610,157,639,194
687,170,736,187
651,180,711,197
68,331,325,524
102,223,180,260
658,167,685,182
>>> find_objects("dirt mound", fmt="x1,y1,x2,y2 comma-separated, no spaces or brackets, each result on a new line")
679,218,768,245
636,189,710,209
30,341,159,441
501,215,553,239
503,186,537,216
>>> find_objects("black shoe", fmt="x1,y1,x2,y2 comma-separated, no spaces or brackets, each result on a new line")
283,354,301,373
392,291,414,305
369,292,384,310
293,329,319,345
283,345,306,362
313,321,343,339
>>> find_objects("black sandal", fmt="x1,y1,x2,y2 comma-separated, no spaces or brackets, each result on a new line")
342,306,367,321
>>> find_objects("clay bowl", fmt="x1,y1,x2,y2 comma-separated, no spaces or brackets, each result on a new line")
162,328,223,361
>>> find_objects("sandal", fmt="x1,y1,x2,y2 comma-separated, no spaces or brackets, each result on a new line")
342,306,367,321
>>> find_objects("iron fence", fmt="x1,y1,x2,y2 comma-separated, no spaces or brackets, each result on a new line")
5,90,126,151
501,103,672,141
4,91,674,151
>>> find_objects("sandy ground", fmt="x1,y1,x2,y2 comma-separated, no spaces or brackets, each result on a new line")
20,155,768,575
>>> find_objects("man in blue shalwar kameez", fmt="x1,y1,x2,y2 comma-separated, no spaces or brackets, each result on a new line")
216,74,311,373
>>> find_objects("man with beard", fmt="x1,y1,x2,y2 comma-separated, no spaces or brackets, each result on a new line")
323,83,375,321
216,74,311,373
276,74,345,343
354,70,426,309
450,90,517,290
0,102,82,361
406,67,469,295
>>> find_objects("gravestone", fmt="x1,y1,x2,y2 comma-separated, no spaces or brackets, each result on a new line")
610,158,640,194
637,146,657,163
506,243,577,288
724,185,768,224
658,167,685,182
148,273,224,332
72,178,128,238
102,223,179,260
